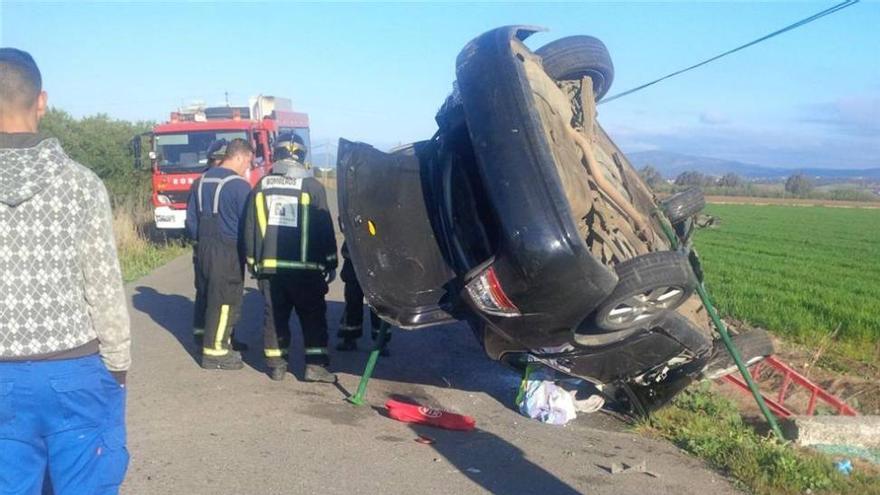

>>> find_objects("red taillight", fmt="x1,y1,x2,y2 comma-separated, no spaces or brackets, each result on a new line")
465,266,520,317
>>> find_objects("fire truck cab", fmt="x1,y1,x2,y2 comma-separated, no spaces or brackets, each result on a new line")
138,96,309,230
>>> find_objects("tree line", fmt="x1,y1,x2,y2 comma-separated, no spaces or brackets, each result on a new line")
38,108,153,203
637,164,877,201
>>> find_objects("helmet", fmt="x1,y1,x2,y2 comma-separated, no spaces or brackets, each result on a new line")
206,138,228,162
273,133,307,163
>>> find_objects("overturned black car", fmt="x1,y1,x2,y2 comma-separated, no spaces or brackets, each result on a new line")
337,26,771,415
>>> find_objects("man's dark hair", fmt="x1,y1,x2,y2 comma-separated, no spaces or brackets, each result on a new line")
0,48,42,110
224,138,254,160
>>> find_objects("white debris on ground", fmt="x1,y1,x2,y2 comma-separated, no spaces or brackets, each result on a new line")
516,364,606,425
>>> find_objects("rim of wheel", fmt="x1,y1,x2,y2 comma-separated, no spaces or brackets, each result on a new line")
604,286,686,327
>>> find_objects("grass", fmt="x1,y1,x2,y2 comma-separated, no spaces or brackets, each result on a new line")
639,385,880,495
693,204,880,366
112,199,188,282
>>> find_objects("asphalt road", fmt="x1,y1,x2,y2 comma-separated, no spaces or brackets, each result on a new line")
121,190,739,495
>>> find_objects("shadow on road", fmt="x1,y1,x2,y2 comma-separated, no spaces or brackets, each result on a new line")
132,286,196,361
131,283,520,407
407,423,582,495
325,303,522,408
131,285,262,367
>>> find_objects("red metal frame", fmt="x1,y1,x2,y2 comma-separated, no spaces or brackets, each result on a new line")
721,356,858,418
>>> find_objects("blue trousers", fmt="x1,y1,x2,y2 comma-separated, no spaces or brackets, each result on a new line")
0,355,128,495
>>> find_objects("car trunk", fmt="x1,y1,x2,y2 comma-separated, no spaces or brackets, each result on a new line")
337,139,459,329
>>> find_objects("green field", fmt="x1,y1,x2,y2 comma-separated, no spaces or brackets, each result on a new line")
694,204,880,364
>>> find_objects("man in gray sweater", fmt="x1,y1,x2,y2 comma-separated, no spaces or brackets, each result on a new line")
0,48,131,494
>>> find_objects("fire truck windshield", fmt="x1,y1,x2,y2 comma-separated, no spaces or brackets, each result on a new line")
154,131,248,169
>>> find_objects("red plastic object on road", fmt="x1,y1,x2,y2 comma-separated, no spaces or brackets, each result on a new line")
385,399,476,431
722,356,858,419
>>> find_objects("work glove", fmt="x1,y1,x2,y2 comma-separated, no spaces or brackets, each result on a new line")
325,269,337,284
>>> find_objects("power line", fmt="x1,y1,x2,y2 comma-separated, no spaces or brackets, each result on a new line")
600,0,860,104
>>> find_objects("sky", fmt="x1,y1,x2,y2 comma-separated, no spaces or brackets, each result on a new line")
2,1,878,169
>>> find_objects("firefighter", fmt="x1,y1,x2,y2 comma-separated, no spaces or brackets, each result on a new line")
206,138,227,167
337,241,390,356
192,138,228,346
244,136,338,382
185,138,254,370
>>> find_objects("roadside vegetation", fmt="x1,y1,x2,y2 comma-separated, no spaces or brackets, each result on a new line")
638,202,880,493
39,108,186,281
693,204,880,368
639,165,880,203
640,385,880,495
112,198,188,282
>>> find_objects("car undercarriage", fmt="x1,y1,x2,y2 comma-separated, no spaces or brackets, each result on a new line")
337,26,772,417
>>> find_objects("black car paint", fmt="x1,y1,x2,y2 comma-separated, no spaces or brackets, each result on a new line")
338,26,710,413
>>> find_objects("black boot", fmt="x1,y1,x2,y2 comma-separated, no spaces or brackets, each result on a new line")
304,364,337,383
201,351,244,370
268,365,287,381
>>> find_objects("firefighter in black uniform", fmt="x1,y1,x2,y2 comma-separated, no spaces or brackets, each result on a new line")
337,241,390,355
243,136,338,382
192,138,228,346
185,138,254,370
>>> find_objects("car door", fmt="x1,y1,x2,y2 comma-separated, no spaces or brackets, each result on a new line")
337,139,459,329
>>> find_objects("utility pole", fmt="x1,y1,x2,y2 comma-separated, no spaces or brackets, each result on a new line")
224,91,229,107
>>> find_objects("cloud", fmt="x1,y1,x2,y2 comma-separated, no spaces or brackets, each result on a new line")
698,111,729,126
799,95,880,138
605,122,880,169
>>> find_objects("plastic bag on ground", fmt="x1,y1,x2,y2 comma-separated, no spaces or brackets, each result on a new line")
516,363,604,425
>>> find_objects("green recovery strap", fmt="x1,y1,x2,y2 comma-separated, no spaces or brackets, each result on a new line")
347,321,390,406
655,210,785,440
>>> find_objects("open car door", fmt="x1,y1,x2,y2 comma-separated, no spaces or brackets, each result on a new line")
337,139,458,329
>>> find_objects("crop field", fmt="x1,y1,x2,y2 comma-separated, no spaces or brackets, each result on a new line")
693,204,880,364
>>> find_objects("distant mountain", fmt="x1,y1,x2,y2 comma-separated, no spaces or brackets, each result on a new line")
627,150,880,181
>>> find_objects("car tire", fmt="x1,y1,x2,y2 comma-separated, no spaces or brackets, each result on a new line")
535,35,614,101
702,329,775,380
660,187,705,225
594,251,696,331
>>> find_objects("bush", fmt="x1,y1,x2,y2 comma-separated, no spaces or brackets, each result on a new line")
39,108,153,203
785,174,815,197
38,108,186,281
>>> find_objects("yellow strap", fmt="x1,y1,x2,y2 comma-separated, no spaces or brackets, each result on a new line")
203,348,229,356
255,192,267,238
264,349,287,358
214,304,229,351
301,192,310,261
259,259,323,270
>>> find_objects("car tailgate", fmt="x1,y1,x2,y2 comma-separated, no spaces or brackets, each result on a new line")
337,139,458,329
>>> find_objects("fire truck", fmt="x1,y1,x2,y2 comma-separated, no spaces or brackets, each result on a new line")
135,96,310,230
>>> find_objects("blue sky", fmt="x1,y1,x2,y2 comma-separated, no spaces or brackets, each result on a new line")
2,1,878,168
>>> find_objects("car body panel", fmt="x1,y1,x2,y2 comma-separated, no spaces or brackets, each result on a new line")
337,139,458,329
338,26,711,400
453,26,620,342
